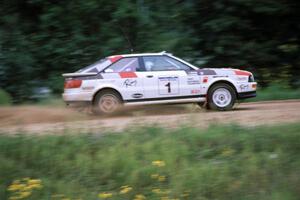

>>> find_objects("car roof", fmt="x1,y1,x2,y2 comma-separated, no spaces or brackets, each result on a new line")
108,51,171,58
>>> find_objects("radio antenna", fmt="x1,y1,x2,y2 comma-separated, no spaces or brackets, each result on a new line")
116,22,134,53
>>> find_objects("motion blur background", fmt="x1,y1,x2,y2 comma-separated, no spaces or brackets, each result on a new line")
1,1,300,200
0,0,299,103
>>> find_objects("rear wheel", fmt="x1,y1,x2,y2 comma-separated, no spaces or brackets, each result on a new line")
93,90,122,115
207,83,236,111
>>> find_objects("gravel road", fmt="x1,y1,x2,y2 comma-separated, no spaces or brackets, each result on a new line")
1,100,300,134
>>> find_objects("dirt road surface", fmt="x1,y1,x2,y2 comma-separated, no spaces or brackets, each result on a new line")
0,100,300,134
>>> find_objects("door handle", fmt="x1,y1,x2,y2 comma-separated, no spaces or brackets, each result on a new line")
146,75,154,78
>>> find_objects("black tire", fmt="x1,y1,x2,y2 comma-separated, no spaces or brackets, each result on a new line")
92,90,122,115
207,83,236,111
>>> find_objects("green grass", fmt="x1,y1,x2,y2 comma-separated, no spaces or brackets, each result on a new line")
1,123,300,200
245,84,300,102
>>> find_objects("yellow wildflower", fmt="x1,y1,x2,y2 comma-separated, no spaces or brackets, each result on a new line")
152,188,161,194
7,183,25,191
98,192,113,199
158,176,166,182
151,174,159,179
221,148,235,156
160,190,171,195
19,191,32,198
119,185,132,194
134,194,146,200
152,160,165,167
27,179,41,185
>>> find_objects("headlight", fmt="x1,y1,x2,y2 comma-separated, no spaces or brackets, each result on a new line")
248,75,255,82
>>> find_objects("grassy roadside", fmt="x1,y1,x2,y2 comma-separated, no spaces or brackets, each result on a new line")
1,123,300,200
245,84,300,102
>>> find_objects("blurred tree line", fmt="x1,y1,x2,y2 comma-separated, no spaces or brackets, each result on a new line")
0,0,299,102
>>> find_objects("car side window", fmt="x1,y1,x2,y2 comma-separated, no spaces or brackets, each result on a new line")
106,57,140,72
143,56,192,71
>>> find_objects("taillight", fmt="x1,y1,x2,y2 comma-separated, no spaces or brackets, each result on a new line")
64,79,82,89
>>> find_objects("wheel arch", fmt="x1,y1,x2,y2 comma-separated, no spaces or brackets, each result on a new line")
92,87,123,104
207,80,238,97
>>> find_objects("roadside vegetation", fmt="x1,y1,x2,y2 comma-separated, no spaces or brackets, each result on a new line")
245,84,300,102
0,89,12,106
1,123,300,200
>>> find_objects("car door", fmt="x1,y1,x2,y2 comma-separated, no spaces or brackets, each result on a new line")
102,57,145,101
140,56,202,99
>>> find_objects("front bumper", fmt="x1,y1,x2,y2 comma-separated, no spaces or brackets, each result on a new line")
237,91,257,99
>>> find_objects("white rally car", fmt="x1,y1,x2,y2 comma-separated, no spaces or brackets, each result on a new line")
62,51,256,114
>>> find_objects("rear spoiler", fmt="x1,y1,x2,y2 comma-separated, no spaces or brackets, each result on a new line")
62,72,97,78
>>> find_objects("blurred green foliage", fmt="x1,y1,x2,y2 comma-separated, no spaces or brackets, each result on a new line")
1,123,300,199
0,0,299,102
0,89,12,105
246,83,300,102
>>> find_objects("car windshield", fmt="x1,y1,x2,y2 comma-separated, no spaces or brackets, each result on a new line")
77,58,111,73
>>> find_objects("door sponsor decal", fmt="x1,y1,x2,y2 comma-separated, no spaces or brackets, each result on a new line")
158,76,179,95
187,77,201,85
191,89,201,94
123,79,137,87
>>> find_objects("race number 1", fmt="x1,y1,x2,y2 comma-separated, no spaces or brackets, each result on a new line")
158,77,179,95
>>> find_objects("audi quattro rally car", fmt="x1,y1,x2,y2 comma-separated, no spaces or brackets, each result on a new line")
62,52,256,114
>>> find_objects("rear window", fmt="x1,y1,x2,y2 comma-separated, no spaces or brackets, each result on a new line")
77,58,110,73
106,57,141,72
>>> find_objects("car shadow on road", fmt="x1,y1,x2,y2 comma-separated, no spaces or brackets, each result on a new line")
89,104,205,119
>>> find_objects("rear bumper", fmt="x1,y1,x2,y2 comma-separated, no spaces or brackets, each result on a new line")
237,91,257,99
62,90,93,102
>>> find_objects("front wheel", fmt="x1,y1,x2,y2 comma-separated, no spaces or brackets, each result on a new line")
207,83,236,111
93,90,122,115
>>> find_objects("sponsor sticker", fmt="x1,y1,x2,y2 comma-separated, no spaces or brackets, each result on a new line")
191,89,201,94
123,79,137,87
240,84,249,91
187,77,201,85
82,86,94,90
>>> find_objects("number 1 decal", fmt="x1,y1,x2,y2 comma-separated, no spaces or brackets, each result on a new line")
165,82,171,93
158,76,179,95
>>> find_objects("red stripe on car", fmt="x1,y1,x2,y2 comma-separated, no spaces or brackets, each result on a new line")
119,72,137,78
234,70,251,76
109,55,123,63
